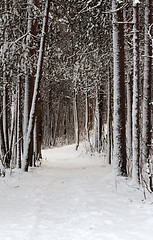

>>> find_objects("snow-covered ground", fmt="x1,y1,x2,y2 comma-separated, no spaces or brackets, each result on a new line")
0,144,153,240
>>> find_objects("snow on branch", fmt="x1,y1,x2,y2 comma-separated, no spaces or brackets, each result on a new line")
148,24,153,45
77,0,128,15
133,0,140,7
102,3,129,14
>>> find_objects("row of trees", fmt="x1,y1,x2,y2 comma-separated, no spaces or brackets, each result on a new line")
0,0,50,172
112,0,152,187
0,0,153,189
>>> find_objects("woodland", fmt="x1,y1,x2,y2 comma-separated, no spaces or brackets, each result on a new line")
0,0,153,190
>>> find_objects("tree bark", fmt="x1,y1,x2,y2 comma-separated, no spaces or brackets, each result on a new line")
3,84,10,167
85,80,91,154
73,62,79,150
126,72,133,176
132,1,140,184
107,70,112,165
17,77,22,168
93,83,100,152
23,0,50,171
142,0,152,164
112,0,127,176
74,88,79,150
0,97,7,167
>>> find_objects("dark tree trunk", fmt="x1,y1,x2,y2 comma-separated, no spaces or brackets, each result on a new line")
23,0,50,171
112,0,127,176
3,84,10,167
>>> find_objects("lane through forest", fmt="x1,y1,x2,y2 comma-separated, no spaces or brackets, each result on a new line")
0,144,153,240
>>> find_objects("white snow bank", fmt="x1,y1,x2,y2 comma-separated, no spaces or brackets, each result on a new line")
0,144,153,240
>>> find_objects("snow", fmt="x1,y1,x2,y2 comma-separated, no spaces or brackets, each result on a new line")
0,144,153,240
116,0,140,5
133,0,140,6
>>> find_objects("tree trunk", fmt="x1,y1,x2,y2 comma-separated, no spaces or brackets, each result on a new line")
112,0,127,176
142,0,152,164
107,70,112,165
85,80,91,154
23,0,50,171
132,1,140,184
73,88,79,150
3,84,10,167
23,0,34,164
93,83,100,152
0,97,7,167
98,86,103,152
73,62,79,150
17,77,22,168
126,72,133,176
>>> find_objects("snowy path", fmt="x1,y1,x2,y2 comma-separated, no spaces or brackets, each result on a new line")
0,144,153,240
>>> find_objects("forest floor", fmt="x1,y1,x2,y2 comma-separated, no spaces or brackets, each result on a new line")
0,144,153,240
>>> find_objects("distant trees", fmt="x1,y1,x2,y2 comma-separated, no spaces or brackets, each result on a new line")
41,0,110,152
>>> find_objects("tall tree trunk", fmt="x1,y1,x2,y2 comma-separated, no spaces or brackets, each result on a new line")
73,88,79,150
73,62,79,150
33,118,38,166
132,1,140,184
142,0,152,190
23,0,50,171
98,85,103,152
112,0,127,176
3,84,10,167
0,97,7,167
93,83,100,152
85,80,91,154
107,70,112,165
23,0,34,162
17,77,22,168
126,72,133,176
23,0,38,167
142,0,152,164
33,97,42,165
53,99,60,146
